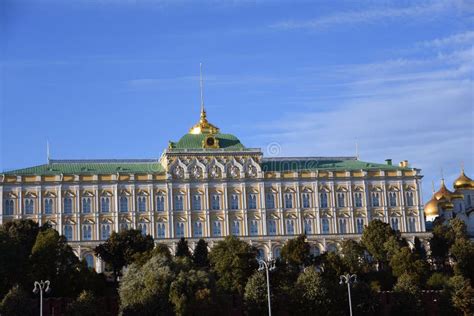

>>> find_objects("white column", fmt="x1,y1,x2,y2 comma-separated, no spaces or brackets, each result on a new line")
295,183,302,234
242,184,248,236
416,178,425,232
204,184,210,237
348,180,355,233
38,187,42,226
57,185,63,235
259,182,267,235
185,184,191,237
114,185,119,232
399,180,407,232
314,180,320,234
167,183,174,237
149,184,156,239
330,181,337,234
224,183,229,236
277,183,284,235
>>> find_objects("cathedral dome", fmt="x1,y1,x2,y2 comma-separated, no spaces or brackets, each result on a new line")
424,198,440,217
453,169,473,189
434,180,453,201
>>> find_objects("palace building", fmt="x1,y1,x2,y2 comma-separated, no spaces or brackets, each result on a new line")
0,106,431,271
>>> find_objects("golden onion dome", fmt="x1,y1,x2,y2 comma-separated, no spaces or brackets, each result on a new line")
453,169,473,189
434,180,453,201
189,107,220,135
424,198,440,217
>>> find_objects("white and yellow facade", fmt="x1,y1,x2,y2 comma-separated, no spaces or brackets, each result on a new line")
0,107,430,270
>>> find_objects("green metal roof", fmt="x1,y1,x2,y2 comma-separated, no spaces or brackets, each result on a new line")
170,133,245,150
3,159,165,176
261,158,410,172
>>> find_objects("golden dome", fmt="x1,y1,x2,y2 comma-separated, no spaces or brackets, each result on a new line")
453,169,473,189
434,180,453,201
424,198,440,217
189,107,220,135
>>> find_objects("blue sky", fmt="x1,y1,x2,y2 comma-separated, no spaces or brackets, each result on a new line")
1,0,473,202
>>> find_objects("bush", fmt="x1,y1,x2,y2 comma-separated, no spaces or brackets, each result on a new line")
0,285,34,316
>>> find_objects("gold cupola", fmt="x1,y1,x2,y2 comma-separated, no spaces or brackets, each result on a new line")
453,168,473,190
189,107,220,135
424,197,440,218
434,179,453,201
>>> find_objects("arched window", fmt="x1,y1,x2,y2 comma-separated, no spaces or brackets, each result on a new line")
138,223,147,236
337,193,345,208
64,197,73,214
356,218,364,234
119,196,129,213
302,193,311,208
230,195,239,210
44,198,53,214
138,196,147,212
174,195,184,211
82,197,91,213
232,221,240,236
267,220,277,235
408,218,417,232
248,194,257,210
24,198,34,214
406,192,414,206
156,195,165,212
192,195,201,211
100,197,110,213
250,220,259,236
64,225,73,241
320,192,328,208
321,218,330,234
176,222,185,238
193,222,203,237
266,193,275,209
389,192,397,207
4,199,14,215
257,248,265,260
391,218,399,231
211,195,220,210
84,254,94,269
304,219,312,234
273,247,281,258
371,193,380,207
354,193,363,208
286,219,295,235
82,225,92,240
338,218,347,234
101,224,111,240
157,223,166,238
284,194,293,209
120,223,129,232
213,221,222,236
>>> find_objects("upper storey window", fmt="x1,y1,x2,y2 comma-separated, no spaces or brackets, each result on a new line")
266,193,275,209
371,193,380,207
284,194,293,209
304,219,312,234
119,196,129,213
192,195,202,211
354,193,363,208
230,194,239,210
406,192,414,206
389,192,398,207
138,196,147,212
24,198,35,214
302,193,311,208
248,194,257,210
101,197,110,213
44,198,53,214
337,193,345,208
175,195,184,211
63,197,73,214
82,198,92,213
320,192,328,208
156,195,165,212
267,220,277,235
4,199,14,215
211,194,220,210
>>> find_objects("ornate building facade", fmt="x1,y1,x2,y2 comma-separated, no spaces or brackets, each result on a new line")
0,107,430,270
424,170,474,234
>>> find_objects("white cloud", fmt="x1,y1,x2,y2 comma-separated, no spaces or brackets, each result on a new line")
418,31,474,48
271,1,472,30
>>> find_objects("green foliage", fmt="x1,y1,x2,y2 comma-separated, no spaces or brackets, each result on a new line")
294,268,333,315
426,272,449,290
209,236,257,296
193,239,209,268
0,285,34,316
244,272,268,315
280,235,310,269
66,290,98,316
169,268,214,316
119,255,175,316
94,229,154,281
389,247,426,281
340,239,368,274
391,273,424,315
176,238,192,258
450,236,474,280
450,276,474,316
361,220,396,267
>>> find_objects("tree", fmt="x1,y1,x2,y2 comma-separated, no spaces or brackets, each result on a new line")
391,273,424,315
176,238,192,258
280,235,310,269
0,285,34,316
30,228,87,298
193,239,209,268
294,268,333,315
169,268,214,316
361,220,396,269
119,255,175,315
340,239,367,274
94,229,154,281
244,272,269,315
450,235,474,280
450,276,474,316
66,291,98,316
209,236,257,297
389,247,426,282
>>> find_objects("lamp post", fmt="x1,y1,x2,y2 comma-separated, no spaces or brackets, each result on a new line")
339,274,357,316
258,258,276,316
33,280,50,316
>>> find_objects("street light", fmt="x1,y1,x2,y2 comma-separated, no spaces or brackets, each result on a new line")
33,280,51,316
339,274,357,316
258,258,276,316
